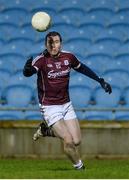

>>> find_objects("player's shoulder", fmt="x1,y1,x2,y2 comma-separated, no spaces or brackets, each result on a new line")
61,50,76,58
32,53,45,65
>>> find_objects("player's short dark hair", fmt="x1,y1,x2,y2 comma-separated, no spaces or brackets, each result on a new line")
45,31,62,45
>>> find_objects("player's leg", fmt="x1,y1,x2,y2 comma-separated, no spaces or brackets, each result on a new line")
64,118,81,146
63,118,85,169
63,102,81,145
33,103,84,169
51,119,83,168
63,102,85,169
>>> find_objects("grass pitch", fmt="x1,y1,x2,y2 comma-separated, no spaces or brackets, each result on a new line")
0,158,129,179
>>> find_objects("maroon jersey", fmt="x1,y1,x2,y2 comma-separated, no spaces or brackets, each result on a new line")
32,51,80,105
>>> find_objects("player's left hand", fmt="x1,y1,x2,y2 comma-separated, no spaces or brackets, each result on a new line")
99,78,112,94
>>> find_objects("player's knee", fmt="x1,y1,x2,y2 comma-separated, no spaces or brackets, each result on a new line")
63,135,74,152
73,137,81,146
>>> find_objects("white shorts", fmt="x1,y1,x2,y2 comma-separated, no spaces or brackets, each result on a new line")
39,101,77,127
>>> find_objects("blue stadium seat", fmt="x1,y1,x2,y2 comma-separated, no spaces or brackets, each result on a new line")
6,38,34,56
21,24,44,42
108,26,129,42
52,15,63,24
63,38,92,56
59,8,85,27
0,69,11,90
80,13,103,26
75,110,87,120
114,23,129,35
1,46,15,56
82,9,113,27
0,23,17,41
69,70,100,89
125,30,129,42
69,85,91,108
97,38,121,53
70,70,99,89
2,25,22,40
0,87,2,104
8,70,37,89
78,23,104,41
0,53,24,72
103,58,128,72
123,86,129,106
27,42,45,57
103,69,129,89
115,112,129,121
116,53,129,61
1,45,16,55
0,113,20,120
59,0,87,11
32,89,39,105
0,0,32,10
0,39,5,46
0,12,32,28
30,8,56,19
0,56,14,73
85,111,114,120
0,22,24,42
108,24,129,42
20,14,32,27
116,41,129,56
2,8,29,26
87,0,117,12
24,111,42,120
0,13,15,25
88,9,114,26
61,28,84,42
3,85,33,107
107,24,127,42
116,0,129,11
95,29,124,43
51,23,77,42
8,38,33,49
86,54,113,73
87,45,107,57
0,111,25,120
0,52,25,71
109,9,129,26
93,86,121,107
115,54,129,72
87,39,121,57
29,0,61,12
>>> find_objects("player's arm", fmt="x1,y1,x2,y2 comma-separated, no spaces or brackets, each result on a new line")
75,63,112,94
23,57,37,77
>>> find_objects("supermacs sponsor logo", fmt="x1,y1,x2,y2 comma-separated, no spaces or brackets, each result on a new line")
48,68,70,78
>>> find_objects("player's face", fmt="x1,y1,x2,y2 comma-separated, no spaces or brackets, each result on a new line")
46,35,61,56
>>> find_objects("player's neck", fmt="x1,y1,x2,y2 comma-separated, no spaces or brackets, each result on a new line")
51,52,60,58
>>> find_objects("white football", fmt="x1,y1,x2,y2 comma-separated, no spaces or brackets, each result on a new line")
31,11,51,32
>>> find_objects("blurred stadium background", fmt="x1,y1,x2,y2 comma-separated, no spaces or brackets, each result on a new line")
1,0,129,159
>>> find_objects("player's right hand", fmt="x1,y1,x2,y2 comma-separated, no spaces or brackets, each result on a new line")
25,56,33,67
23,56,37,77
